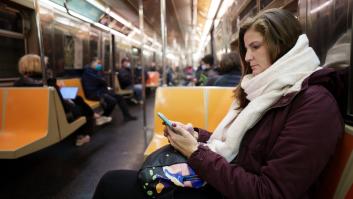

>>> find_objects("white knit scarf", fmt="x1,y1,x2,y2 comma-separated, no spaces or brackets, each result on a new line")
206,34,321,162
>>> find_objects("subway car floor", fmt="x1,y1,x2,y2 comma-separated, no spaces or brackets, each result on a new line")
0,95,156,199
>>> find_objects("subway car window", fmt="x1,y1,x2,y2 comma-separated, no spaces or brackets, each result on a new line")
0,7,25,78
0,8,23,33
89,29,100,59
51,11,90,71
0,36,24,78
64,35,75,69
40,8,55,70
102,33,111,70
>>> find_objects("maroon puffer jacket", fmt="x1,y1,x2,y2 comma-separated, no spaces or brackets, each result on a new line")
188,67,348,199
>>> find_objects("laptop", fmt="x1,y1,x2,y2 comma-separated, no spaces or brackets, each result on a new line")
60,87,78,100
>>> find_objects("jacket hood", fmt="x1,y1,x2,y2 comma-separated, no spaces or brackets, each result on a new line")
304,67,349,116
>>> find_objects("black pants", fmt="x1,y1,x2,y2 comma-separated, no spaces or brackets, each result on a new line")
100,91,132,118
92,170,222,199
73,96,95,136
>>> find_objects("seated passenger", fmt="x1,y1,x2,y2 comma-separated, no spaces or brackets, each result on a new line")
195,54,219,86
82,57,137,122
14,54,98,146
213,52,241,87
92,9,347,198
117,58,145,104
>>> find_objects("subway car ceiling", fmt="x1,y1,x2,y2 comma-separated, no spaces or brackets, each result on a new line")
0,0,351,75
0,0,352,122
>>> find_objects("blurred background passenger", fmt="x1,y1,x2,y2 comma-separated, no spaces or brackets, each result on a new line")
14,54,96,146
82,57,137,122
14,54,43,87
117,57,143,104
195,54,219,86
166,65,175,86
181,65,196,86
213,52,241,87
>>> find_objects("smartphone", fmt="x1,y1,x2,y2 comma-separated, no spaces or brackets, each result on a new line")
157,112,173,127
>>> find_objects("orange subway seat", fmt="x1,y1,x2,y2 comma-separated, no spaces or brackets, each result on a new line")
206,88,234,131
0,88,60,158
153,87,205,135
0,89,3,131
145,87,234,158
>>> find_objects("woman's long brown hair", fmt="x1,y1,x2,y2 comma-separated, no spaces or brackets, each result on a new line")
234,8,303,109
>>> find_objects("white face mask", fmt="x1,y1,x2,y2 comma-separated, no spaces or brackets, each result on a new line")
201,64,207,70
126,63,131,68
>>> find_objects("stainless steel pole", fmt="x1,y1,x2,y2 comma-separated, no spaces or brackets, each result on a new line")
160,0,167,85
139,0,148,147
34,0,47,85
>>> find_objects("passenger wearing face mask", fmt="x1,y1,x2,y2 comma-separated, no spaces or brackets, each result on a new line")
117,57,144,104
82,57,137,122
195,54,219,86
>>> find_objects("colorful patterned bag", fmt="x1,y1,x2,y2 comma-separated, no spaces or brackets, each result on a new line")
138,145,206,198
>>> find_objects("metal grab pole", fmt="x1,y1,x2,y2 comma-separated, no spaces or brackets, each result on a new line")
160,0,167,86
139,0,148,148
34,0,47,85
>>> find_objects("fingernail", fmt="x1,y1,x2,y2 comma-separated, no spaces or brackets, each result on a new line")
172,123,176,127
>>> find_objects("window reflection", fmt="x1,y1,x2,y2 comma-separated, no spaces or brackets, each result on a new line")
0,36,24,78
0,8,22,33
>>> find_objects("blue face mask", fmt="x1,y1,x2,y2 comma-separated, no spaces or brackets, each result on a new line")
95,64,103,71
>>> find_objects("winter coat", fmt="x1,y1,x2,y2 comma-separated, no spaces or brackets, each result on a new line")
188,67,348,199
82,67,108,100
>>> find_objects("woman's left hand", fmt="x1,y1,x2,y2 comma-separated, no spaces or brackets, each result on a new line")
166,124,199,158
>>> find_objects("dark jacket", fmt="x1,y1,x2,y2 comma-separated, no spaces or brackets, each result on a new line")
82,67,108,100
118,67,132,89
134,66,149,84
213,70,241,87
13,75,43,87
188,67,347,199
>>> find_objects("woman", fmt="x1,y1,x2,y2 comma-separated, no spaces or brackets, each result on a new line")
14,54,97,146
93,9,346,198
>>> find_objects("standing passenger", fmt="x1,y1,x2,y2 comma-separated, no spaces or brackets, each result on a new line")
82,57,137,122
92,9,347,198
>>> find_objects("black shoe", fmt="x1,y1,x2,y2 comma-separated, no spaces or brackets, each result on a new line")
124,115,137,122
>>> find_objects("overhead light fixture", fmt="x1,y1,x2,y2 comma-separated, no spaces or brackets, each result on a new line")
86,0,108,12
85,0,141,34
69,10,96,24
214,0,234,28
39,0,67,12
39,0,157,47
217,0,234,19
310,0,332,14
144,45,156,52
197,0,221,55
94,22,111,32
